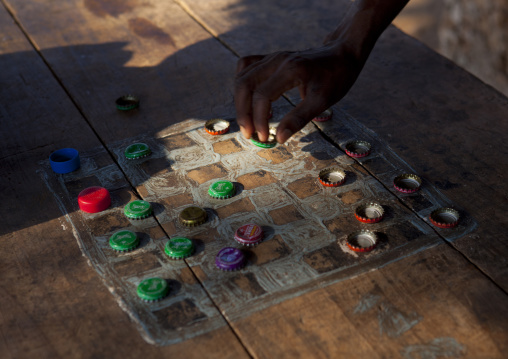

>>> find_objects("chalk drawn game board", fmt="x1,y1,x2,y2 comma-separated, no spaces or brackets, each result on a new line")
40,103,476,345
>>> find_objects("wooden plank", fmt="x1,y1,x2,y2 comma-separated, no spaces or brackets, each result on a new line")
4,0,508,357
173,0,508,291
0,214,247,359
3,0,239,143
128,0,508,355
38,111,454,343
0,4,249,358
232,244,508,358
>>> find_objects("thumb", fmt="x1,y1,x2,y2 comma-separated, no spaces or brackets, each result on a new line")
276,98,325,143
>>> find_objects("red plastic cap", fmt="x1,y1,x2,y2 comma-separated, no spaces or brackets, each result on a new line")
78,186,111,213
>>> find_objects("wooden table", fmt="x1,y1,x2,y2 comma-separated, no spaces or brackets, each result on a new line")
1,0,507,358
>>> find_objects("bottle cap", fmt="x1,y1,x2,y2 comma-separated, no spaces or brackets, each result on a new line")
346,230,378,252
355,202,384,223
215,247,245,271
179,206,207,227
234,224,263,246
312,108,333,122
345,140,372,158
109,230,140,252
136,277,169,302
251,127,277,148
205,119,230,135
124,143,151,160
78,186,111,213
393,174,422,193
208,180,236,199
429,208,460,228
165,237,195,259
318,168,346,187
49,148,80,174
116,95,139,111
124,200,152,219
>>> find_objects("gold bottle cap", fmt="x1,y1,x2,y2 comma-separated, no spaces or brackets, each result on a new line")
179,206,208,227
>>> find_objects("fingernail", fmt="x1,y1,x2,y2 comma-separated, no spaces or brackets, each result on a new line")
278,129,293,143
257,131,267,142
240,125,249,139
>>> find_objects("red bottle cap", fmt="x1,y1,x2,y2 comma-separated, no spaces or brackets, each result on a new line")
204,119,230,135
393,174,422,193
355,202,384,223
346,230,378,252
345,140,372,158
312,108,333,122
318,168,346,187
78,186,111,213
234,224,263,246
429,208,460,228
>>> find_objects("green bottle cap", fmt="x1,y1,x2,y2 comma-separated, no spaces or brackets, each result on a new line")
208,180,236,199
136,277,169,302
179,206,208,227
165,237,194,259
124,143,151,160
116,95,140,111
124,200,152,219
109,230,140,252
250,127,277,148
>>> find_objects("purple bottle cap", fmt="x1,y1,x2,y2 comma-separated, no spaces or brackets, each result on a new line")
215,247,245,271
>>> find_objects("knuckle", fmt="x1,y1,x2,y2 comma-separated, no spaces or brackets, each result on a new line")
236,55,261,75
279,55,309,79
269,51,291,63
236,57,249,71
252,90,269,102
234,76,250,90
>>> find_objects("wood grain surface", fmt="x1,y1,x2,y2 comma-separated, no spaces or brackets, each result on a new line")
1,0,507,357
0,3,248,357
175,0,508,291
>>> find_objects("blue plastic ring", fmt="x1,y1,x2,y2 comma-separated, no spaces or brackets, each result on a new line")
49,148,80,174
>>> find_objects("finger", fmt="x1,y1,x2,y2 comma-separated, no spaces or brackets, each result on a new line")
236,55,284,139
235,61,277,140
251,69,301,142
298,84,306,100
236,53,295,141
276,96,327,143
251,93,272,142
236,55,266,75
234,80,255,139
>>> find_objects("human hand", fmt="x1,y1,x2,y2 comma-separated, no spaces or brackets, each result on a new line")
234,0,410,144
234,41,366,144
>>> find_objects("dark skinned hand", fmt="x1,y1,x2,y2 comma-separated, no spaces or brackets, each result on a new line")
233,0,409,144
235,42,366,144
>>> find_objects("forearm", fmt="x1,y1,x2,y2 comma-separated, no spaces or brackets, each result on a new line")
325,0,409,59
